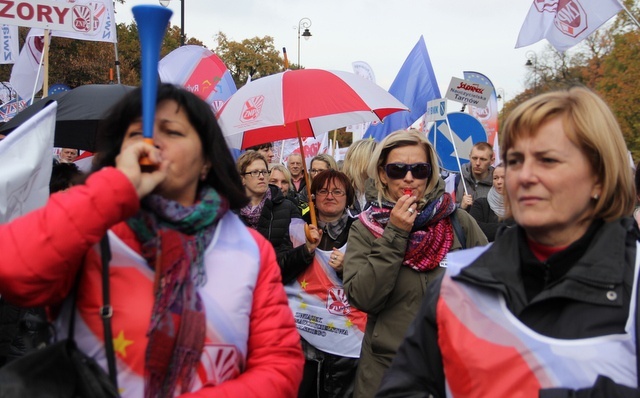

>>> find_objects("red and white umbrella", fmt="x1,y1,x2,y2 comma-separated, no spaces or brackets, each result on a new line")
217,68,407,228
217,68,408,149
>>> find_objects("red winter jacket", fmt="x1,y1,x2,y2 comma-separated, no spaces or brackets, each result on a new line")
0,167,304,397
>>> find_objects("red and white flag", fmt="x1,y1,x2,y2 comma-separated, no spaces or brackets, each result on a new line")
516,0,623,52
9,30,45,102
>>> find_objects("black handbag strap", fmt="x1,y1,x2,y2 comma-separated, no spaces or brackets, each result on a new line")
99,235,118,391
64,235,118,391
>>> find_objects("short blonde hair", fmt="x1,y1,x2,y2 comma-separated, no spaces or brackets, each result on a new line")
269,164,292,185
502,86,634,221
368,129,440,204
343,139,378,195
310,153,338,171
236,150,268,175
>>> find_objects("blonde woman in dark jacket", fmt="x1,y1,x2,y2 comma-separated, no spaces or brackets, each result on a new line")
343,129,487,398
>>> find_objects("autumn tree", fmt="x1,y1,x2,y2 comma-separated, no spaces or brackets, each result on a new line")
214,32,285,88
500,1,640,157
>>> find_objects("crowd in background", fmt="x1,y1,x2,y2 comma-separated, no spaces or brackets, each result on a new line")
0,85,639,397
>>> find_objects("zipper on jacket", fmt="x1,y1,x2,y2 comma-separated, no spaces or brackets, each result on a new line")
268,211,274,240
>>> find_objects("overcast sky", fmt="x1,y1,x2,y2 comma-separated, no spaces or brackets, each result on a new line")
115,0,550,104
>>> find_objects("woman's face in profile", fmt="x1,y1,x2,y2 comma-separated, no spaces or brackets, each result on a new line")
121,100,209,207
504,117,601,245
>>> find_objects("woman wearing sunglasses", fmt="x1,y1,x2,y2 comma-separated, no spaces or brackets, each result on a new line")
237,151,321,284
343,129,487,398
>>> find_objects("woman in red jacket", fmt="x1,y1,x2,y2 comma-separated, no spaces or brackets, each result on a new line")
0,84,304,398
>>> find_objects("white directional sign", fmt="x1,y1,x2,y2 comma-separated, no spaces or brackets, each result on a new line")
425,98,447,123
445,77,492,108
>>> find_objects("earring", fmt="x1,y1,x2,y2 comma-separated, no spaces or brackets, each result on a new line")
200,166,209,181
592,193,600,200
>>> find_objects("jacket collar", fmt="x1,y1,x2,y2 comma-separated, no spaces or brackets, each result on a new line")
454,218,636,314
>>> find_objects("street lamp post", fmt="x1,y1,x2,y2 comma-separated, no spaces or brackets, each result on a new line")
159,0,185,46
297,17,312,68
525,51,538,93
496,88,505,111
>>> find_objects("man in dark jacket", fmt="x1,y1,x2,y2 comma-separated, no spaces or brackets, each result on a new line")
455,142,494,211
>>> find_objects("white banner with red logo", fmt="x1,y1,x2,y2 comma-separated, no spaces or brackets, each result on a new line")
516,0,623,52
278,132,329,165
0,102,55,222
463,71,499,146
0,0,116,40
285,219,366,358
9,0,115,100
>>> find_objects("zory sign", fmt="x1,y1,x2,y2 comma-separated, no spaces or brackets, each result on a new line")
0,0,97,33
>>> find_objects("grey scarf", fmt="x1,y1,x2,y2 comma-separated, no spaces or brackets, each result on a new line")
487,186,505,219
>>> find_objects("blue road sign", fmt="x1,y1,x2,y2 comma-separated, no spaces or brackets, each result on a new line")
427,112,487,172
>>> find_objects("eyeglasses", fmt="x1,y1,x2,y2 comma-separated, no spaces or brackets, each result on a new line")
310,169,327,175
243,169,269,178
384,163,431,180
316,189,346,197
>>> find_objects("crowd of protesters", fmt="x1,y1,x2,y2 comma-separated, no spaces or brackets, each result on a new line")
0,85,638,397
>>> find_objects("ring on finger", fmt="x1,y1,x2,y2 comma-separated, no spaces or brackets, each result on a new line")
407,208,415,214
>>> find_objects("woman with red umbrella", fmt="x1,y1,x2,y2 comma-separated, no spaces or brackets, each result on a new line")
236,151,321,284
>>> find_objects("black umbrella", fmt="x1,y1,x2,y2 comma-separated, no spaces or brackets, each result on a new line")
0,84,136,151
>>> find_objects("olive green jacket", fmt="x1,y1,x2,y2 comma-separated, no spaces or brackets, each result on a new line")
343,178,487,398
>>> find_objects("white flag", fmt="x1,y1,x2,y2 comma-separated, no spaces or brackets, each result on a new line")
0,102,56,222
348,61,376,141
9,30,45,102
516,0,623,52
0,24,19,64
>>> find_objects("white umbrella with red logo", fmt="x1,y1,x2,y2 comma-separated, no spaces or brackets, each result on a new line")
217,68,408,226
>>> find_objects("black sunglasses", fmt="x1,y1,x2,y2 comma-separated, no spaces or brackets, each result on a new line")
384,163,431,180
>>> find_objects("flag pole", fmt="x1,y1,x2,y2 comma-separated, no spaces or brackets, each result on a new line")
113,42,122,84
42,29,50,98
619,1,640,28
445,114,469,195
30,31,49,104
112,1,122,84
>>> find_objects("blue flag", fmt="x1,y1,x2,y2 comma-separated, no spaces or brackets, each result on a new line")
364,36,440,141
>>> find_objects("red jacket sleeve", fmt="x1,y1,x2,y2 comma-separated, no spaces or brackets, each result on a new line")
181,229,304,398
0,167,139,306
